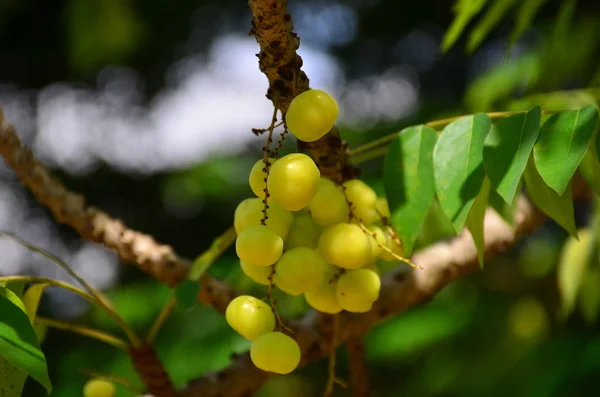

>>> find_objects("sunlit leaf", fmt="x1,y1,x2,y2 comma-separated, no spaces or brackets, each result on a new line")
484,107,541,204
22,285,47,324
383,125,437,255
0,286,51,392
467,0,519,52
557,229,593,319
441,0,489,52
466,177,491,267
523,156,577,236
509,0,548,46
434,114,491,233
533,105,599,194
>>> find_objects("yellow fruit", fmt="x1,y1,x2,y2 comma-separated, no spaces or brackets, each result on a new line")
83,378,116,397
318,223,372,269
250,332,301,374
240,261,272,285
236,225,283,266
343,179,378,223
234,198,293,240
249,157,277,199
336,268,381,313
285,89,339,142
375,197,390,218
304,266,343,314
308,178,350,227
284,214,322,250
274,247,328,295
225,295,275,340
267,153,320,211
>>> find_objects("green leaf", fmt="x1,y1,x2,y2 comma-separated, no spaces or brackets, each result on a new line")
0,356,28,397
0,286,51,393
523,156,577,236
174,280,200,311
488,180,521,225
465,177,491,267
509,0,548,46
484,106,541,204
383,125,437,255
433,114,491,233
467,0,519,52
580,142,600,197
557,229,593,319
533,105,599,194
22,285,47,324
441,0,489,52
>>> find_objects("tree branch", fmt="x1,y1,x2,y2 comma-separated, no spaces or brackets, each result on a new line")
180,195,549,396
0,108,237,315
346,337,370,397
248,0,356,183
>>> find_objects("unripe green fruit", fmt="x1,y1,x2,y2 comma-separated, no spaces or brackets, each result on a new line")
249,158,277,199
318,223,372,269
250,331,301,374
337,268,381,313
240,261,272,285
284,214,321,250
236,225,283,266
267,153,320,211
83,378,116,397
308,178,350,227
274,247,328,295
234,198,293,240
225,295,275,340
285,89,339,142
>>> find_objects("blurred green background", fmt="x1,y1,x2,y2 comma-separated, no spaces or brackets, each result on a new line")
1,0,600,396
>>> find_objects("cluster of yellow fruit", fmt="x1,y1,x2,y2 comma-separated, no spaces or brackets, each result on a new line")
226,89,404,375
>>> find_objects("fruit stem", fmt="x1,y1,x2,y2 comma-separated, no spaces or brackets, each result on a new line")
349,108,572,160
35,316,129,351
271,125,289,159
356,222,422,270
146,296,177,343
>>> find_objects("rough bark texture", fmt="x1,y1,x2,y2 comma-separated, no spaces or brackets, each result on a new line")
180,197,549,396
0,108,237,315
248,0,356,183
129,345,177,397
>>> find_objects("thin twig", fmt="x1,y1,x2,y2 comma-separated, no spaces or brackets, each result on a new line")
0,232,142,347
36,317,129,351
147,297,177,343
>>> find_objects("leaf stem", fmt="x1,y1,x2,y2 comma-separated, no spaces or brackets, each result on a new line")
349,108,572,160
36,316,129,351
188,227,237,280
0,232,142,347
146,297,177,343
